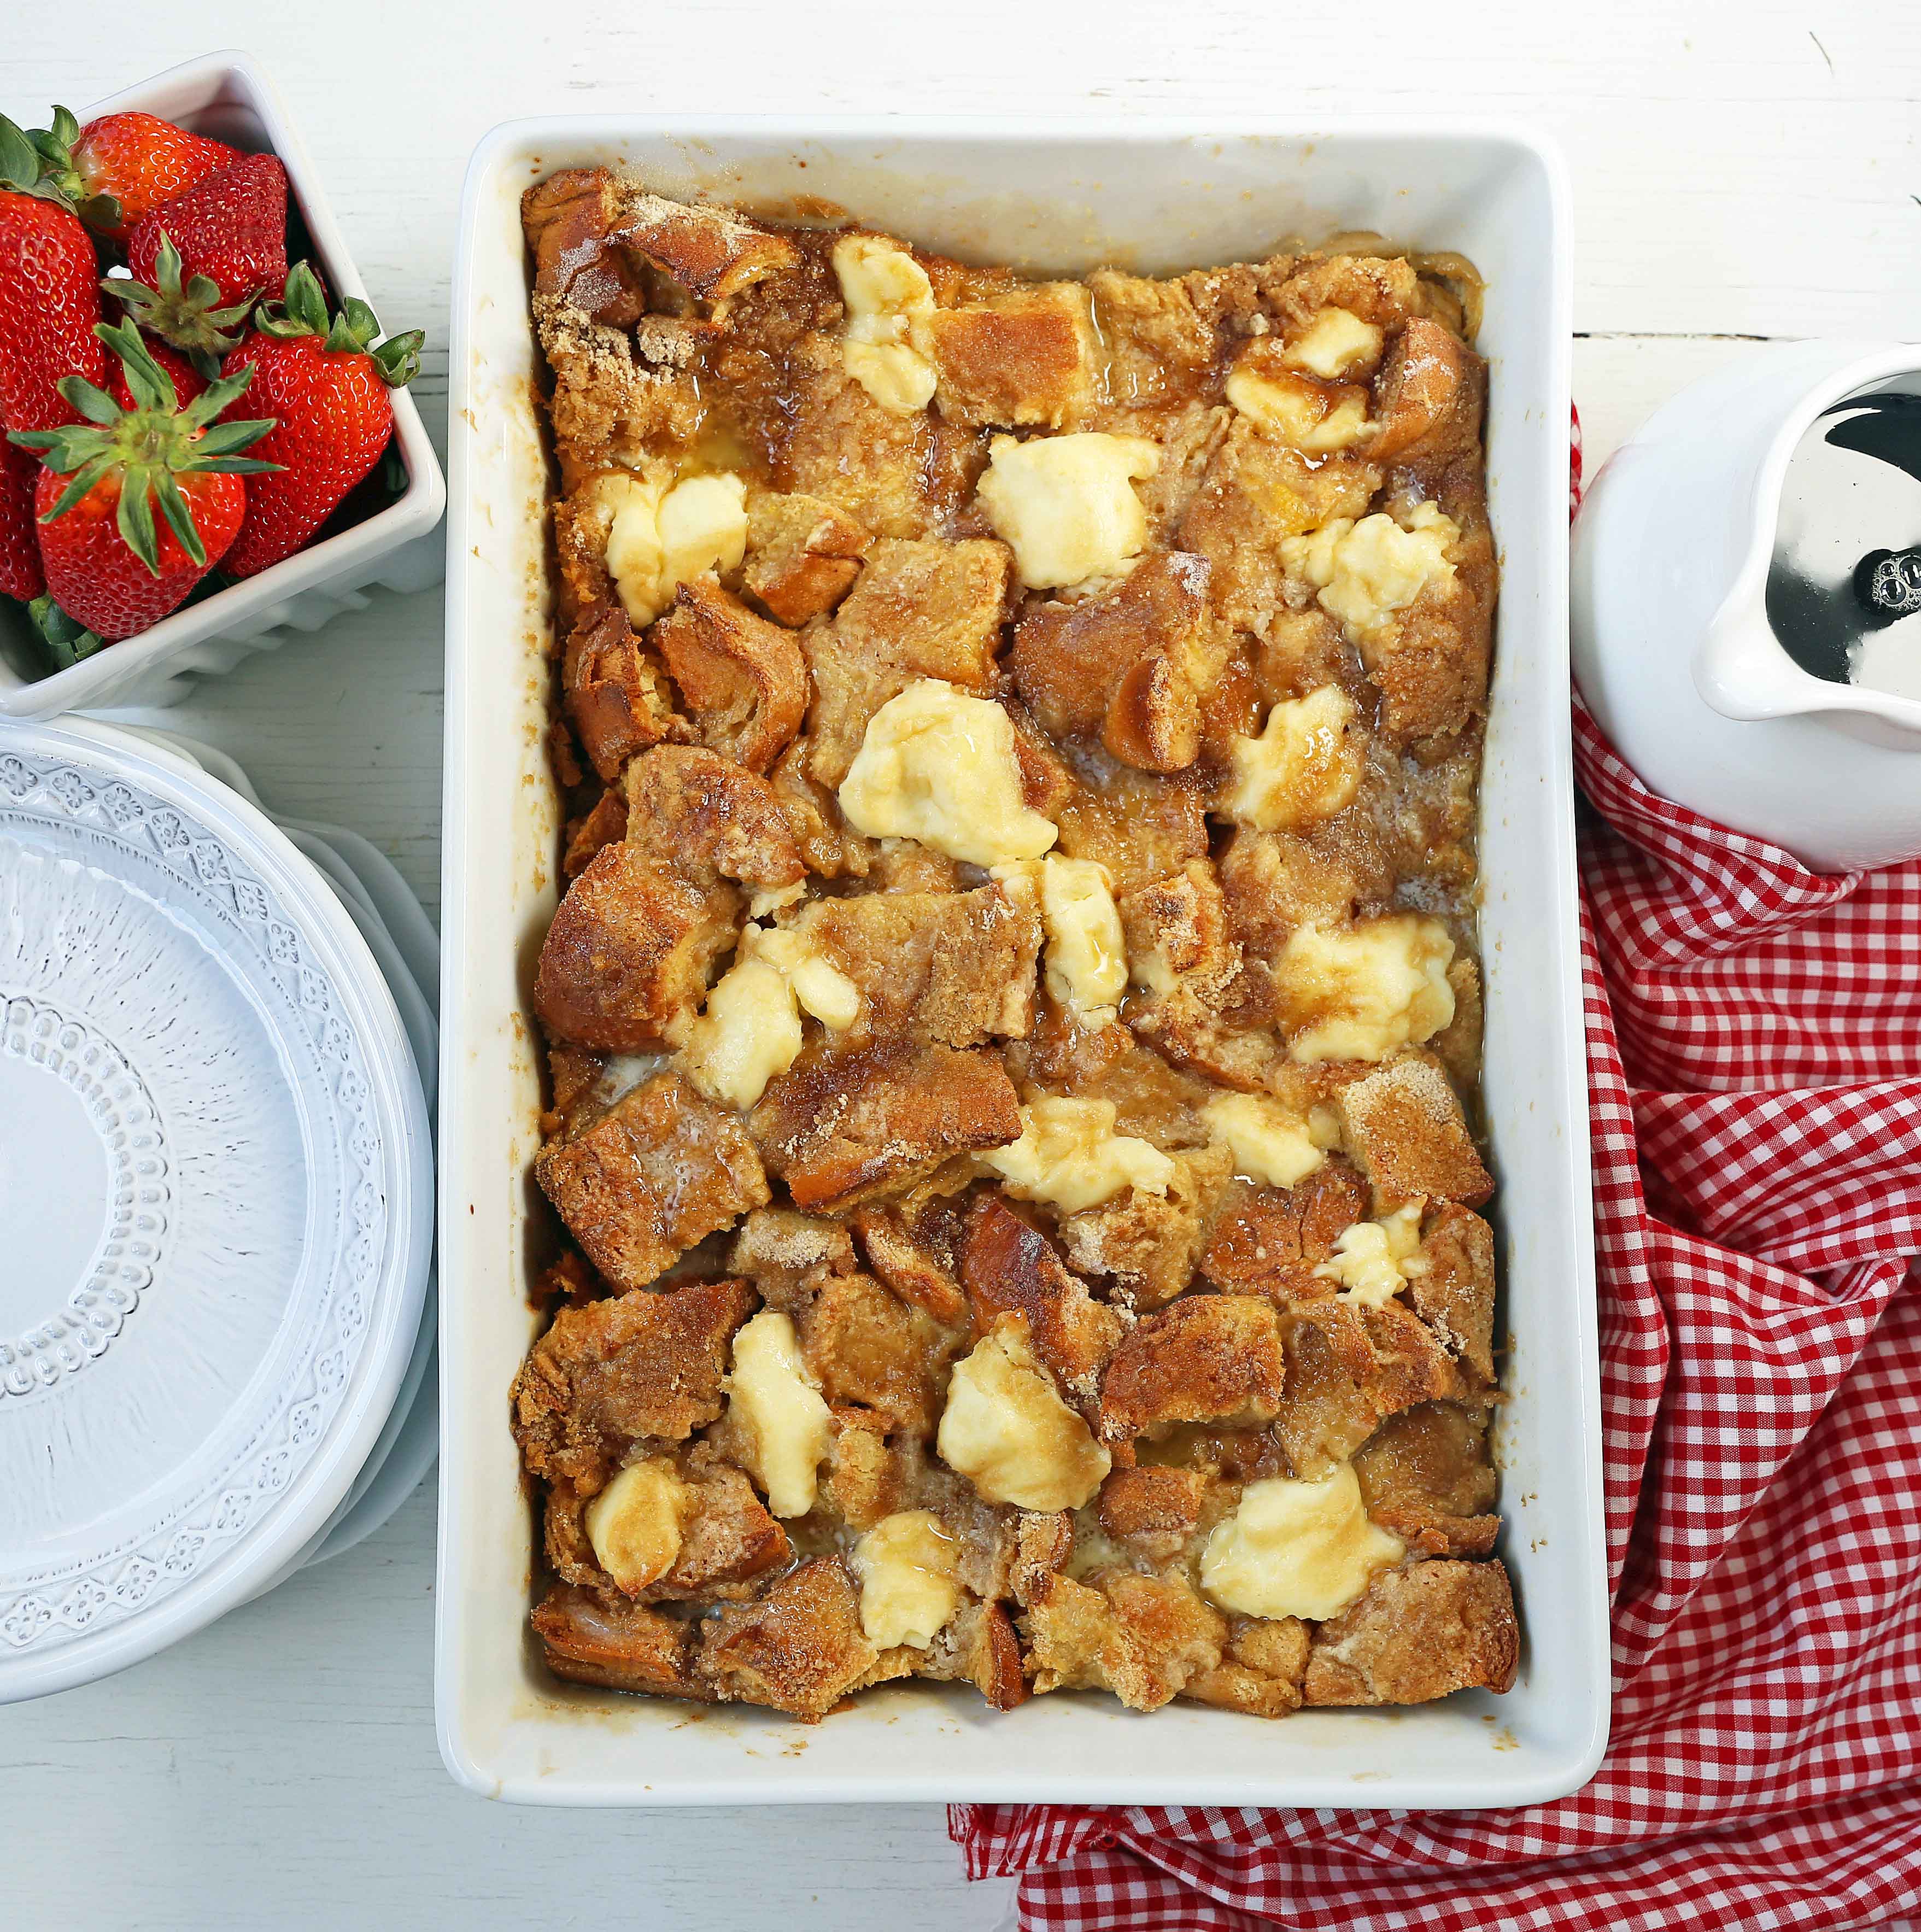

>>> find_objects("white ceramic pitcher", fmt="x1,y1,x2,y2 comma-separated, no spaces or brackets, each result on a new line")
1572,342,1921,873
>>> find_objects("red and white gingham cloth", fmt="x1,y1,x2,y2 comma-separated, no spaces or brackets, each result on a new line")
951,471,1921,1928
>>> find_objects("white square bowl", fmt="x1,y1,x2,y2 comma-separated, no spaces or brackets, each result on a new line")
0,51,446,719
437,117,1603,1809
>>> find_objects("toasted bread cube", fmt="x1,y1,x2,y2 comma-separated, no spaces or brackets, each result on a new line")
799,881,1042,1050
1181,1615,1312,1719
804,538,1014,788
563,788,628,879
563,601,690,783
1179,418,1379,635
669,1459,794,1597
1011,551,1218,774
699,1556,880,1722
1302,1559,1518,1705
1369,316,1470,462
917,1597,1029,1711
851,1198,969,1326
1335,1053,1492,1210
534,1074,770,1292
727,1207,858,1309
800,1271,952,1433
743,491,871,626
1059,1144,1234,1311
1087,267,1221,407
1097,1465,1208,1561
534,844,741,1054
531,1583,712,1700
511,1273,760,1486
624,744,805,892
751,1038,1022,1211
1099,1293,1287,1442
1118,857,1235,994
821,1408,908,1531
652,579,810,774
612,190,797,317
1411,1202,1497,1383
1022,1568,1225,1712
960,1195,1126,1403
780,332,977,540
1353,1400,1500,1558
916,284,1096,430
1199,1166,1371,1303
523,169,647,326
1051,747,1208,899
1275,1298,1466,1477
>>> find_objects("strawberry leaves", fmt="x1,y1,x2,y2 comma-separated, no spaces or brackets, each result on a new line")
0,108,121,231
8,318,279,576
256,260,424,387
104,232,253,372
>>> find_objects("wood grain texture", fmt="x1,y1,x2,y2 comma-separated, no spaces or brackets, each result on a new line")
3,1,1908,1924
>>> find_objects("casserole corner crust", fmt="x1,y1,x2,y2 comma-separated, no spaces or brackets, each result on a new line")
515,166,1516,1724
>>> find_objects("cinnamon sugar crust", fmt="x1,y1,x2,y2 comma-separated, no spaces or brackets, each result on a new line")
515,170,1512,1723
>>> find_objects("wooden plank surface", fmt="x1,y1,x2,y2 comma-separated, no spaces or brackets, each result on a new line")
3,2,1913,1925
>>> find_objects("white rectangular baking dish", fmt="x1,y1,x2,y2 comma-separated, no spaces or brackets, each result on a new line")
0,51,446,719
438,117,1602,1808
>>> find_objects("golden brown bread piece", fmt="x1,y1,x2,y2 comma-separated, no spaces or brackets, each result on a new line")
1022,1567,1226,1712
623,743,805,892
1010,551,1221,774
512,1274,759,1488
562,601,690,783
531,1584,712,1700
1198,1166,1373,1303
1097,1465,1208,1561
1099,1293,1289,1441
699,1556,882,1722
800,881,1042,1050
799,1270,955,1432
1353,1400,1500,1558
653,579,810,775
1058,1145,1234,1312
534,843,740,1054
918,283,1096,431
743,491,871,627
750,1039,1022,1211
960,1195,1126,1407
1334,1053,1494,1210
803,536,1012,786
533,1075,770,1292
1302,1559,1518,1705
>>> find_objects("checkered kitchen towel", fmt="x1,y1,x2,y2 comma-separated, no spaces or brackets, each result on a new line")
952,686,1921,1925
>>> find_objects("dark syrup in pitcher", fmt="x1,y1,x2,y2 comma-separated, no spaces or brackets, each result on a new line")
1765,391,1921,702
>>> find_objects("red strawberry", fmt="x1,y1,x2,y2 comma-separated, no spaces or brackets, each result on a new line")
0,116,106,432
9,319,278,640
219,263,421,579
27,105,238,243
126,153,288,312
104,231,251,380
1,438,44,600
70,112,238,242
109,332,207,412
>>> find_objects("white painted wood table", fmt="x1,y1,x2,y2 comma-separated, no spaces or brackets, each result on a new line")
5,3,1919,1926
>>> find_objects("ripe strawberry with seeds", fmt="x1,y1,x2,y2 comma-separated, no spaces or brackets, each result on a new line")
29,105,238,242
1,440,45,600
219,262,421,578
8,319,278,640
0,114,106,432
126,151,288,312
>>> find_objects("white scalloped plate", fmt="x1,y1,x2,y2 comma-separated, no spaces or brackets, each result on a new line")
0,718,432,1701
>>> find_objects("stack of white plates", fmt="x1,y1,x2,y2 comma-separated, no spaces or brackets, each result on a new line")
0,717,438,1701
